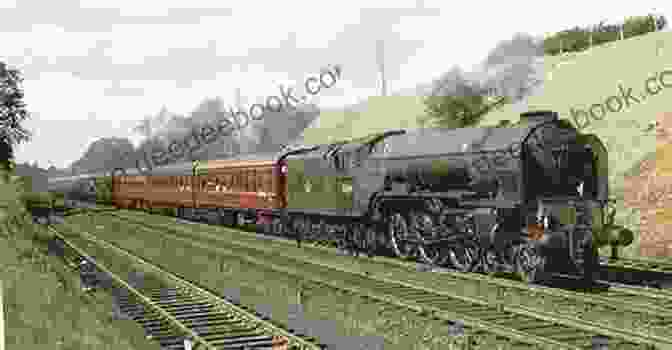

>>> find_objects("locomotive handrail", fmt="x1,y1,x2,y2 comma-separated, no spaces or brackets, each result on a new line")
278,145,321,162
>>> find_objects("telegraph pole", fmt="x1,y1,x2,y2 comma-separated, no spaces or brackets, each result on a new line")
377,39,387,97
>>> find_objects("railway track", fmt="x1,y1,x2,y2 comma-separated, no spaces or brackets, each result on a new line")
59,200,672,289
47,224,325,350
600,256,672,288
108,210,672,302
602,256,672,273
60,211,671,350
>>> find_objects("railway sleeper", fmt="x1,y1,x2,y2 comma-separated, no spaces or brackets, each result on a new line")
155,296,207,305
206,334,278,346
171,312,235,322
120,307,154,318
199,328,268,339
157,302,214,312
118,302,146,312
173,312,238,324
175,314,241,325
134,315,170,325
145,286,180,295
194,325,263,338
167,307,220,317
146,290,182,299
142,322,180,333
155,338,186,347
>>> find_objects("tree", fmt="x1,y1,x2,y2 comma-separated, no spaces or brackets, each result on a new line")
0,62,32,174
423,68,509,128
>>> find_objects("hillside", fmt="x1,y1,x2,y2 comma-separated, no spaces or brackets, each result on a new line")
622,112,672,257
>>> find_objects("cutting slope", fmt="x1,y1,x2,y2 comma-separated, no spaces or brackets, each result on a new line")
623,112,672,257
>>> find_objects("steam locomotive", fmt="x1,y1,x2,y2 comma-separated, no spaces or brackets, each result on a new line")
48,110,632,283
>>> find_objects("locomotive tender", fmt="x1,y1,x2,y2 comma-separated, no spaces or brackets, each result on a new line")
49,110,620,283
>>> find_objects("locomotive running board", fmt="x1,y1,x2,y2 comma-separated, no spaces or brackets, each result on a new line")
395,236,466,246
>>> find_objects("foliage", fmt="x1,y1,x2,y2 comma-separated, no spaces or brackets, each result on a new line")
20,191,54,209
543,15,667,56
96,177,114,202
424,94,485,128
0,62,32,171
424,92,509,129
496,120,513,127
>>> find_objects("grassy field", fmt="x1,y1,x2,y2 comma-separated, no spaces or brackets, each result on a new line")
301,31,672,258
61,213,546,350
0,217,162,350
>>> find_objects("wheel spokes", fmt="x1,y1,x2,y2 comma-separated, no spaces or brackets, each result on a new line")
448,241,480,272
388,213,413,259
410,211,445,265
515,243,547,283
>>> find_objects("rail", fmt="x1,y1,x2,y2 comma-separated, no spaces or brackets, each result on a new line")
48,224,323,350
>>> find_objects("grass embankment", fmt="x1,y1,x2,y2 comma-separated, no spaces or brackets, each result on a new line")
0,174,161,350
0,219,162,349
301,31,672,258
96,211,671,341
61,213,543,350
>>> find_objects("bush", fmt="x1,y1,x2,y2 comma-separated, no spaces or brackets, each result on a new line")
543,14,667,56
21,191,53,209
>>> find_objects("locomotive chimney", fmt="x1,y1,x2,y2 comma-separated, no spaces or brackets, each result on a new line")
519,110,558,123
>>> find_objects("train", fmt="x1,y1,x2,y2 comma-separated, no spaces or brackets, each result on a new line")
48,110,635,283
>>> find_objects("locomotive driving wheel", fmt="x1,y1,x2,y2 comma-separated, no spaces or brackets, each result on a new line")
447,240,480,272
447,216,480,272
514,242,547,284
350,222,368,256
388,213,415,259
364,223,379,257
409,211,446,265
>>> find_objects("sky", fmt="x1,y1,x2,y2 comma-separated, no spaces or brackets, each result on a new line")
0,0,668,169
